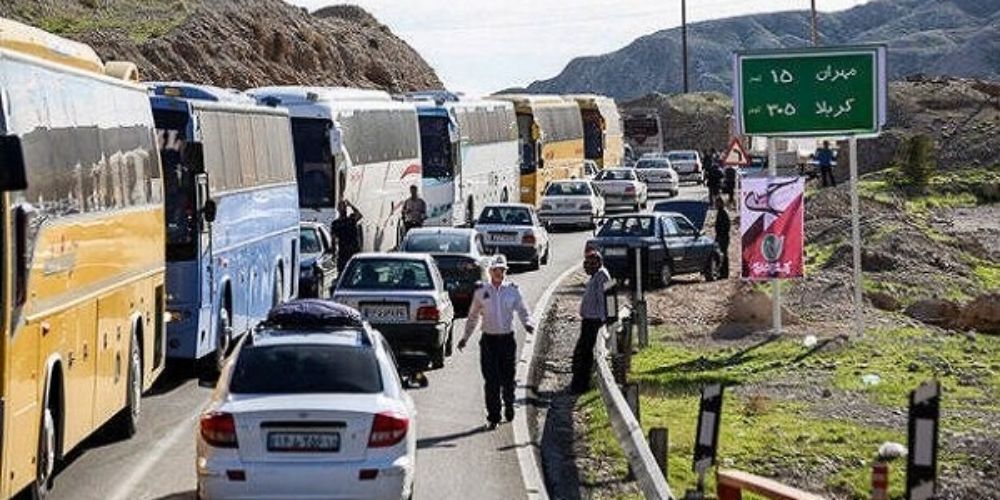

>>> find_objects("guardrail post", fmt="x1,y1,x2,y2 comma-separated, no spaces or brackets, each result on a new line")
612,314,633,385
649,427,668,478
635,300,649,348
624,383,641,481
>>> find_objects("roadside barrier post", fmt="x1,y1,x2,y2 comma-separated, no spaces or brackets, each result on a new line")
649,427,669,479
624,382,641,481
906,380,941,500
633,248,649,348
871,461,889,500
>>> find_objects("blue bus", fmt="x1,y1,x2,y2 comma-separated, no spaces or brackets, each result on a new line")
149,83,300,371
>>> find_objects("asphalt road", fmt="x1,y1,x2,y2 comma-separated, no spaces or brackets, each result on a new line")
45,230,592,500
44,186,705,500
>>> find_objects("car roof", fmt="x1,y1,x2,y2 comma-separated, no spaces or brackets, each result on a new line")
300,221,326,230
600,167,634,173
250,329,371,348
405,227,476,237
250,300,373,348
351,252,434,262
482,202,533,209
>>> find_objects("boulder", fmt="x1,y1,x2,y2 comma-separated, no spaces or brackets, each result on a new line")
958,294,1000,334
867,291,902,311
728,289,801,326
904,299,961,328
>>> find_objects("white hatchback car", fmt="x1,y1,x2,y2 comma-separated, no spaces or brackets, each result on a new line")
197,300,416,500
474,203,551,269
538,179,605,229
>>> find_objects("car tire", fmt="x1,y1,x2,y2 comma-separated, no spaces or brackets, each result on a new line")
633,203,641,212
541,245,550,265
208,307,232,378
657,263,673,288
703,254,721,282
113,332,142,439
529,252,541,270
445,324,454,357
32,401,56,500
431,340,446,370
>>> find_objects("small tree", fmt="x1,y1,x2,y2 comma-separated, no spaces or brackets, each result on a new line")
899,134,935,190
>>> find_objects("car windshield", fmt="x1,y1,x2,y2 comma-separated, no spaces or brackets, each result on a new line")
596,170,635,181
545,182,592,196
404,233,471,254
229,344,382,394
667,152,697,162
635,159,670,170
299,227,322,254
340,258,434,290
598,216,655,237
478,206,532,225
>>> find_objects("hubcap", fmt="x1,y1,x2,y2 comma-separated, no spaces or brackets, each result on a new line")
131,345,141,419
40,408,55,484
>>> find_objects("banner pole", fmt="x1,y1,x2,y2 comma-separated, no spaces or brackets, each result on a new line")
849,136,864,338
767,137,781,337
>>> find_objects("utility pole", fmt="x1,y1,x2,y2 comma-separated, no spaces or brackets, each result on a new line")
810,0,819,46
681,0,689,93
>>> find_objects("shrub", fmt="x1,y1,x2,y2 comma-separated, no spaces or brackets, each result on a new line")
897,134,935,190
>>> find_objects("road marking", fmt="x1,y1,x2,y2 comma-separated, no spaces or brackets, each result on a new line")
107,409,200,500
513,259,582,500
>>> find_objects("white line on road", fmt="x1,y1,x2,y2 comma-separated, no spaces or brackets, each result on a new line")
513,260,583,500
107,410,201,500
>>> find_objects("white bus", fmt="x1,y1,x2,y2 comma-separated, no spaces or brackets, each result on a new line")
409,91,520,227
250,86,422,252
624,108,663,158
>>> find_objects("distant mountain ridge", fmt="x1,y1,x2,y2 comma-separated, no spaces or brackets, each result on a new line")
525,0,1000,100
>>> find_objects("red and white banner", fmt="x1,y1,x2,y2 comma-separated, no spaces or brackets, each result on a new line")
740,176,805,280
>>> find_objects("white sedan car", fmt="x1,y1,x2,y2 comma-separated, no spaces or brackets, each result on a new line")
592,168,649,211
197,300,416,500
634,157,680,196
474,203,550,269
538,179,605,229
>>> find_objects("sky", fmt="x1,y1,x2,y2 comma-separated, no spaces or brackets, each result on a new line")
288,0,873,96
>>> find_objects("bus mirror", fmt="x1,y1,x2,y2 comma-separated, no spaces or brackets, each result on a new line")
0,135,28,192
329,127,342,154
203,199,217,224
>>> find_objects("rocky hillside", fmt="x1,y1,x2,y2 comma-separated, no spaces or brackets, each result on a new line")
0,0,443,92
526,0,1000,100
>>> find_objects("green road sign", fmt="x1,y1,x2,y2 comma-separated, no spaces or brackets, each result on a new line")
733,46,887,137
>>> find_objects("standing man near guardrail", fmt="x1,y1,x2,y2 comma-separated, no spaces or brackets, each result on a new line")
458,254,536,429
570,251,612,394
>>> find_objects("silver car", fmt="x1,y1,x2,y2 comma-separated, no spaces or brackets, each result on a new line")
474,203,551,269
592,168,648,211
333,253,455,369
665,150,704,185
634,157,680,195
538,180,605,229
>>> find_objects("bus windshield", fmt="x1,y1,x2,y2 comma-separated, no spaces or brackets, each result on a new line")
291,118,334,209
419,116,453,179
154,109,198,261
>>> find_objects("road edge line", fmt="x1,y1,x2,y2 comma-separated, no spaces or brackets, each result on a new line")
107,409,200,500
514,261,582,500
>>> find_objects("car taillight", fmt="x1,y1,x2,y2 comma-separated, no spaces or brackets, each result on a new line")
416,306,440,321
695,162,702,172
522,234,536,245
624,186,636,194
200,412,237,448
368,412,409,448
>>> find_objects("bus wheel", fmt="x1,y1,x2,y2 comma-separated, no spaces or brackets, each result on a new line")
272,271,283,309
33,403,56,499
214,308,232,375
114,333,142,438
501,189,509,203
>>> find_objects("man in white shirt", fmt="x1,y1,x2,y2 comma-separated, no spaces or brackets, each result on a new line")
401,185,427,234
458,254,535,429
571,251,611,394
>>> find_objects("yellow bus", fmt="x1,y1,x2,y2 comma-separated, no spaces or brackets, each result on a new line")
491,94,585,206
568,95,625,168
0,19,166,498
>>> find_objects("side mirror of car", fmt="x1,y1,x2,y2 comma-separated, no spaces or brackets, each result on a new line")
203,199,218,224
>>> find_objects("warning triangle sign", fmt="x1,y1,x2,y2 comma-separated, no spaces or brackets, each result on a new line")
723,137,751,166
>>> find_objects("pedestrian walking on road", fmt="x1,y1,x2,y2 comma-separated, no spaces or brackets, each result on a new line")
401,185,427,234
570,251,612,394
816,140,837,187
723,164,738,205
458,255,535,429
714,197,731,279
330,200,363,274
706,162,724,205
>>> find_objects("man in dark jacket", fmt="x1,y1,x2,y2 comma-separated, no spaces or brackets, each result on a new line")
714,197,731,279
706,162,724,205
723,164,738,204
330,200,363,273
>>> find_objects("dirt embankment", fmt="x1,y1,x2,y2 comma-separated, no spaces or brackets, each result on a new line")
1,0,443,92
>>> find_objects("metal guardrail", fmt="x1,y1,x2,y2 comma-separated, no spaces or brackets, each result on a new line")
594,308,675,500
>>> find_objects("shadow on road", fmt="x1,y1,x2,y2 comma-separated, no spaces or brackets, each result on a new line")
152,491,196,500
417,426,493,450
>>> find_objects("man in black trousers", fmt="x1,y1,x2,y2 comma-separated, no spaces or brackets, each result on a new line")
570,251,611,394
458,255,535,429
715,197,731,279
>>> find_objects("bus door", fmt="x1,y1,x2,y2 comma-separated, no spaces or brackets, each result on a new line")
195,173,215,319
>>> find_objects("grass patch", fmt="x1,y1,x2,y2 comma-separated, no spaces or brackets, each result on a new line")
15,0,197,43
904,192,979,214
973,262,1000,291
805,240,840,273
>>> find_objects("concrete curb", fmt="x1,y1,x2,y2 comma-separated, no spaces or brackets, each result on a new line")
513,262,582,500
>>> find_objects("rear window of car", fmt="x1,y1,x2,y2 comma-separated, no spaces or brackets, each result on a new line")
596,170,635,181
545,182,592,196
299,227,322,254
597,216,655,237
667,152,697,162
229,344,382,394
404,233,470,254
636,159,671,170
340,258,435,290
478,206,532,225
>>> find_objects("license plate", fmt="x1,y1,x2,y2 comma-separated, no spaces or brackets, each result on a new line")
267,432,340,452
490,233,518,243
605,247,627,257
361,304,409,323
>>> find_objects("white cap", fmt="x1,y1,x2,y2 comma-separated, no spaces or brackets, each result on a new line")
489,254,509,269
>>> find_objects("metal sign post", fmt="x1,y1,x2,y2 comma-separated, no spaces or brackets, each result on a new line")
767,138,782,336
849,136,864,338
633,247,649,348
689,384,724,497
906,380,941,500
